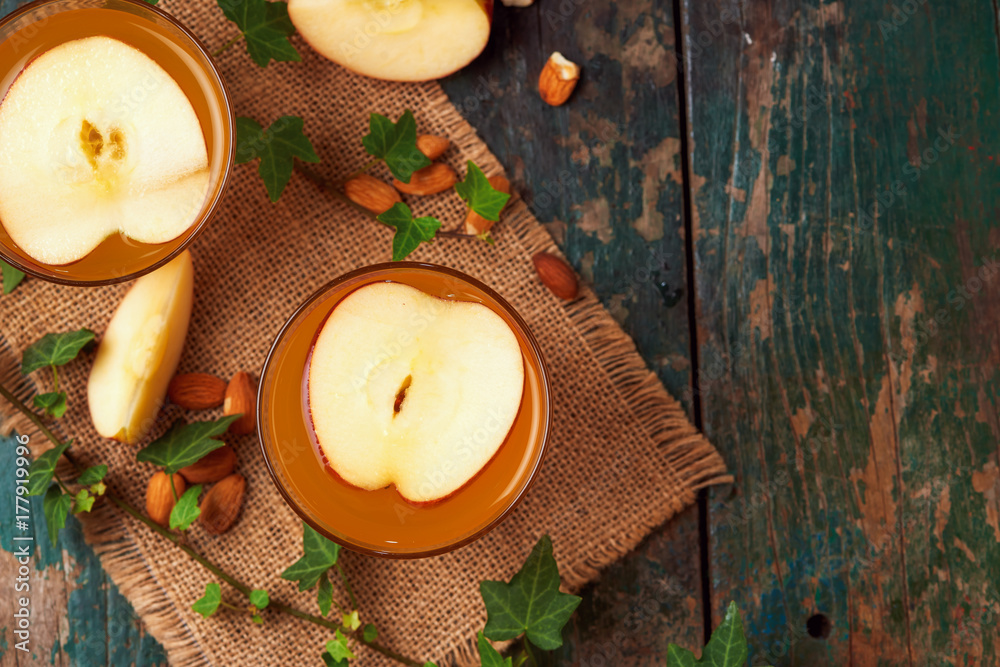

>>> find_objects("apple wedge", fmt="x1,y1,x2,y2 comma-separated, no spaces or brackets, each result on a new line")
308,282,524,503
288,0,493,82
0,36,209,266
88,251,194,444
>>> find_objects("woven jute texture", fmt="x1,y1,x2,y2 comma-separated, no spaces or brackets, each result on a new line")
0,2,730,664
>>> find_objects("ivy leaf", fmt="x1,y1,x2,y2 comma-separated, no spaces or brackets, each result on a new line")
666,601,754,667
477,230,496,246
326,629,356,662
43,486,71,547
321,654,347,667
192,583,222,619
280,522,341,591
22,329,96,374
480,535,581,650
454,162,511,222
169,484,203,530
90,481,107,497
362,623,378,643
251,613,263,625
216,0,300,67
27,441,71,496
33,391,67,418
77,465,108,486
361,111,430,183
250,589,270,610
73,489,95,514
423,663,439,667
236,115,320,202
477,632,512,667
342,610,360,631
136,416,239,474
1,259,24,294
377,203,441,261
317,572,333,616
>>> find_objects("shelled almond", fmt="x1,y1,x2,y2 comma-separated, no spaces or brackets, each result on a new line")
393,163,457,195
344,174,401,214
416,134,450,160
224,372,257,436
532,252,578,300
146,471,186,527
168,373,227,410
199,473,246,534
179,445,237,484
539,52,580,106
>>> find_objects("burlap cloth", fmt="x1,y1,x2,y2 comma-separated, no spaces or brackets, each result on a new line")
0,2,730,664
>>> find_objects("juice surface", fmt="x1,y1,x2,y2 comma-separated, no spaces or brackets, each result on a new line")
260,266,550,556
0,2,228,282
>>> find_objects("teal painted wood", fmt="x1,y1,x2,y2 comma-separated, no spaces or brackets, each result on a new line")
0,433,168,667
684,0,1000,664
440,2,708,662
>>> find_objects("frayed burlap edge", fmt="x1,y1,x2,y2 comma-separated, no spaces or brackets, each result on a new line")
0,80,730,667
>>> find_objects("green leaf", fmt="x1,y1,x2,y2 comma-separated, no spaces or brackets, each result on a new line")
192,583,222,619
216,0,300,67
22,329,96,374
1,259,24,294
361,111,430,183
42,486,71,547
362,623,377,643
341,610,360,631
454,162,511,222
477,632,512,667
251,613,263,624
27,441,71,496
326,628,356,662
377,203,441,261
77,465,108,486
280,522,341,591
33,391,67,418
236,115,319,202
250,589,270,610
321,653,347,667
169,484,203,530
477,230,496,246
423,663,439,667
73,488,95,514
480,535,581,650
90,481,107,497
317,572,333,616
665,602,751,667
136,416,239,474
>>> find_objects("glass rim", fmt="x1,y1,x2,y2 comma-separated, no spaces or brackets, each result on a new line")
0,0,236,287
256,262,554,559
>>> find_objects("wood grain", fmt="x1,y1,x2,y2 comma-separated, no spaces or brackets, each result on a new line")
683,0,1000,664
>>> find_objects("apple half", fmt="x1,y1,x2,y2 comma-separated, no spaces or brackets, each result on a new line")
288,0,493,81
88,251,194,444
0,36,209,266
308,282,524,503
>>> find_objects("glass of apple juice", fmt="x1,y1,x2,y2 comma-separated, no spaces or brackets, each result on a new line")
0,0,234,285
257,263,552,558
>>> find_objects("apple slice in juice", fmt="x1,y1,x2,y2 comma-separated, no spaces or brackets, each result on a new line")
308,282,525,503
0,36,209,267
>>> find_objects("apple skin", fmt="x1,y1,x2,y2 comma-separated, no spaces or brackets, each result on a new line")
289,0,494,82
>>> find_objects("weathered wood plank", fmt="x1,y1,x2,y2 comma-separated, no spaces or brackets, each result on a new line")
684,0,1000,663
442,1,705,661
0,434,167,667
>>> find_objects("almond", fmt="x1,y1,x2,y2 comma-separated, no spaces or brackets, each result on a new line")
168,373,227,410
393,163,457,196
344,174,401,214
538,52,580,106
179,445,237,484
146,471,186,527
532,252,579,300
224,372,256,436
416,134,450,160
199,473,246,535
465,175,511,235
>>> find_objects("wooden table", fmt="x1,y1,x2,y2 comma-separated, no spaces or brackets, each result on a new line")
3,0,996,664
